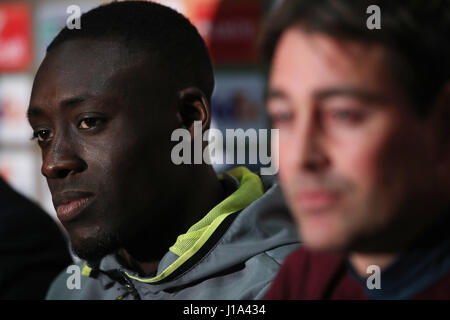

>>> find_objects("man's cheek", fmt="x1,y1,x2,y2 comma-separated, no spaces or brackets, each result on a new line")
334,140,383,196
278,145,295,193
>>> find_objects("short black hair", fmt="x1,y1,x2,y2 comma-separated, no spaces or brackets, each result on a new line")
47,0,214,102
260,0,450,115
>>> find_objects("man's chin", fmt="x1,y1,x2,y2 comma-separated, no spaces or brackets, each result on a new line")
300,223,353,253
70,233,120,263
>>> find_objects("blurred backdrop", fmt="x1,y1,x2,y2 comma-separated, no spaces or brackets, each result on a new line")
0,0,280,222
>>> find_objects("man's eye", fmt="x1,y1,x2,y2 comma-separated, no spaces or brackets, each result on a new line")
329,109,365,124
32,129,52,143
78,118,101,129
271,112,293,125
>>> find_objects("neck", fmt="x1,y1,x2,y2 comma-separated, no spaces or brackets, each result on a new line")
349,252,397,277
118,249,160,276
178,164,226,234
350,200,450,277
123,164,224,276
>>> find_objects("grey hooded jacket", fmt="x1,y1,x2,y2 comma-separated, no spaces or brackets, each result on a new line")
46,167,300,300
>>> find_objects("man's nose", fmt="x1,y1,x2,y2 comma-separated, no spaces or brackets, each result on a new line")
41,136,86,179
292,113,330,173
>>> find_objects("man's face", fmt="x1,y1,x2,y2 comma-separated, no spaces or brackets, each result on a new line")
28,39,179,262
268,28,441,252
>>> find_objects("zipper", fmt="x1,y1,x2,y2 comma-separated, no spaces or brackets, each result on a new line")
119,270,141,300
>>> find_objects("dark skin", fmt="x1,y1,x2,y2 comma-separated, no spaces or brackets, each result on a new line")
27,39,224,275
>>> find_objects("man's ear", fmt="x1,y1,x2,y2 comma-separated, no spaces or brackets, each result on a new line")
176,87,211,137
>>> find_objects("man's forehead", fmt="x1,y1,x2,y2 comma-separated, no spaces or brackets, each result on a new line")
30,38,150,106
272,28,388,76
45,38,129,65
38,39,134,84
269,28,398,101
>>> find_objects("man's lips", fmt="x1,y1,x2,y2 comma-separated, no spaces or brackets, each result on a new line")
295,190,339,211
52,191,95,223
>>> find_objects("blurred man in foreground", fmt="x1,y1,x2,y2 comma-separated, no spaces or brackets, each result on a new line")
262,0,450,299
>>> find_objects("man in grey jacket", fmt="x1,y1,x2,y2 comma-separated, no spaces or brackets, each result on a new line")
27,1,299,299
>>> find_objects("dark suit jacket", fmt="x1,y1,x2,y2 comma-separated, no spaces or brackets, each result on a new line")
0,177,72,299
